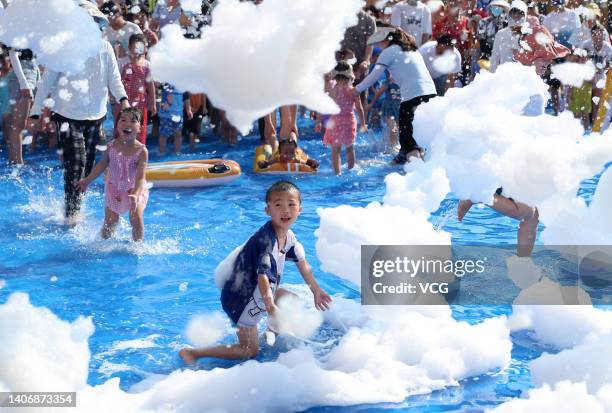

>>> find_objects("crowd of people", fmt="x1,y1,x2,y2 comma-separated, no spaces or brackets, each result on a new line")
0,0,610,242
0,0,610,363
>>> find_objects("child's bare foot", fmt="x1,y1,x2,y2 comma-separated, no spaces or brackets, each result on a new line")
457,199,473,221
179,348,196,365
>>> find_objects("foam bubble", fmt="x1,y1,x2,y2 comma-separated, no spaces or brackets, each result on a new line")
0,0,102,73
185,312,228,348
149,0,361,134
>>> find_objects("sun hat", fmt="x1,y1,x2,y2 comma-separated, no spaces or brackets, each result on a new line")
509,0,527,14
366,26,396,45
490,0,510,9
77,0,109,24
586,2,602,17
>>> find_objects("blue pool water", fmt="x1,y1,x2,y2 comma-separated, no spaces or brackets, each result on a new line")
0,117,605,412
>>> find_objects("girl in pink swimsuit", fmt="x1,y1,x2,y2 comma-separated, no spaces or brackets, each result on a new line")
77,107,149,241
323,62,367,175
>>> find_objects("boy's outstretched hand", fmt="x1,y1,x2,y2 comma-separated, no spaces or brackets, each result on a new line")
313,288,332,311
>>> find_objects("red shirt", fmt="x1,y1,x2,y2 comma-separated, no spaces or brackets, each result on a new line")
433,15,472,55
121,62,151,111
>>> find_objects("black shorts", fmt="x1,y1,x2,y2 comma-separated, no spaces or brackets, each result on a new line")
182,108,204,136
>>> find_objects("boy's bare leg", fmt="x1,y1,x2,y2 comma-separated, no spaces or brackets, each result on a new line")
174,130,182,154
275,287,297,302
159,135,167,155
491,195,539,257
179,326,259,364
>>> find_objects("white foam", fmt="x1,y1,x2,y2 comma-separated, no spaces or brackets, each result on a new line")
272,294,322,339
489,381,609,413
110,335,160,352
530,334,612,394
316,202,450,287
149,0,361,134
0,0,103,73
185,312,228,348
0,293,93,392
509,306,612,349
0,293,512,412
414,63,612,223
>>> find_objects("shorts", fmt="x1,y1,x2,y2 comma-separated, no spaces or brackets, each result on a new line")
236,282,278,328
159,113,182,137
569,83,592,114
182,108,204,136
7,60,39,102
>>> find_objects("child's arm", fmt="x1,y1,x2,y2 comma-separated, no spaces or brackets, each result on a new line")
368,84,386,107
257,274,277,314
76,150,110,192
147,79,157,116
129,147,149,211
355,91,367,132
296,259,332,311
183,92,193,120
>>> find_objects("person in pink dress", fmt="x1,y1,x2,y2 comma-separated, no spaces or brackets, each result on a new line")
323,62,367,176
76,107,149,241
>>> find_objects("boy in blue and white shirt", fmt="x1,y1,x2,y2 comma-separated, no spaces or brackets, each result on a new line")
180,181,332,363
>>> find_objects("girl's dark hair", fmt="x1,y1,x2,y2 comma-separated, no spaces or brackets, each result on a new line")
119,107,143,123
335,48,355,62
333,61,353,81
265,181,301,204
128,33,148,47
376,21,418,52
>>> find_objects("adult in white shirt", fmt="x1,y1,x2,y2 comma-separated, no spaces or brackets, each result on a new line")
542,0,581,49
31,1,129,224
391,0,432,47
419,34,462,95
100,1,142,58
355,24,436,164
490,0,526,72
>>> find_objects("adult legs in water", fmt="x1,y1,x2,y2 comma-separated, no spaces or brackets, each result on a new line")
457,195,539,257
346,145,355,170
331,145,342,175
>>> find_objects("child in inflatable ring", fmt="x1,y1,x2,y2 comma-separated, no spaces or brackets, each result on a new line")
258,135,319,170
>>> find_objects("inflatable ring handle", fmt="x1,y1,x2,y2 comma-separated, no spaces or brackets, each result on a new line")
208,164,231,174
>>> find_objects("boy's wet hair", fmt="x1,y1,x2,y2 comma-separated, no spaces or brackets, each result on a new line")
266,181,301,204
119,107,142,123
129,33,148,47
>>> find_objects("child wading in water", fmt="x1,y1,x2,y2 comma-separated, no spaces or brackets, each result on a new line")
323,62,366,175
179,181,332,363
76,107,149,241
